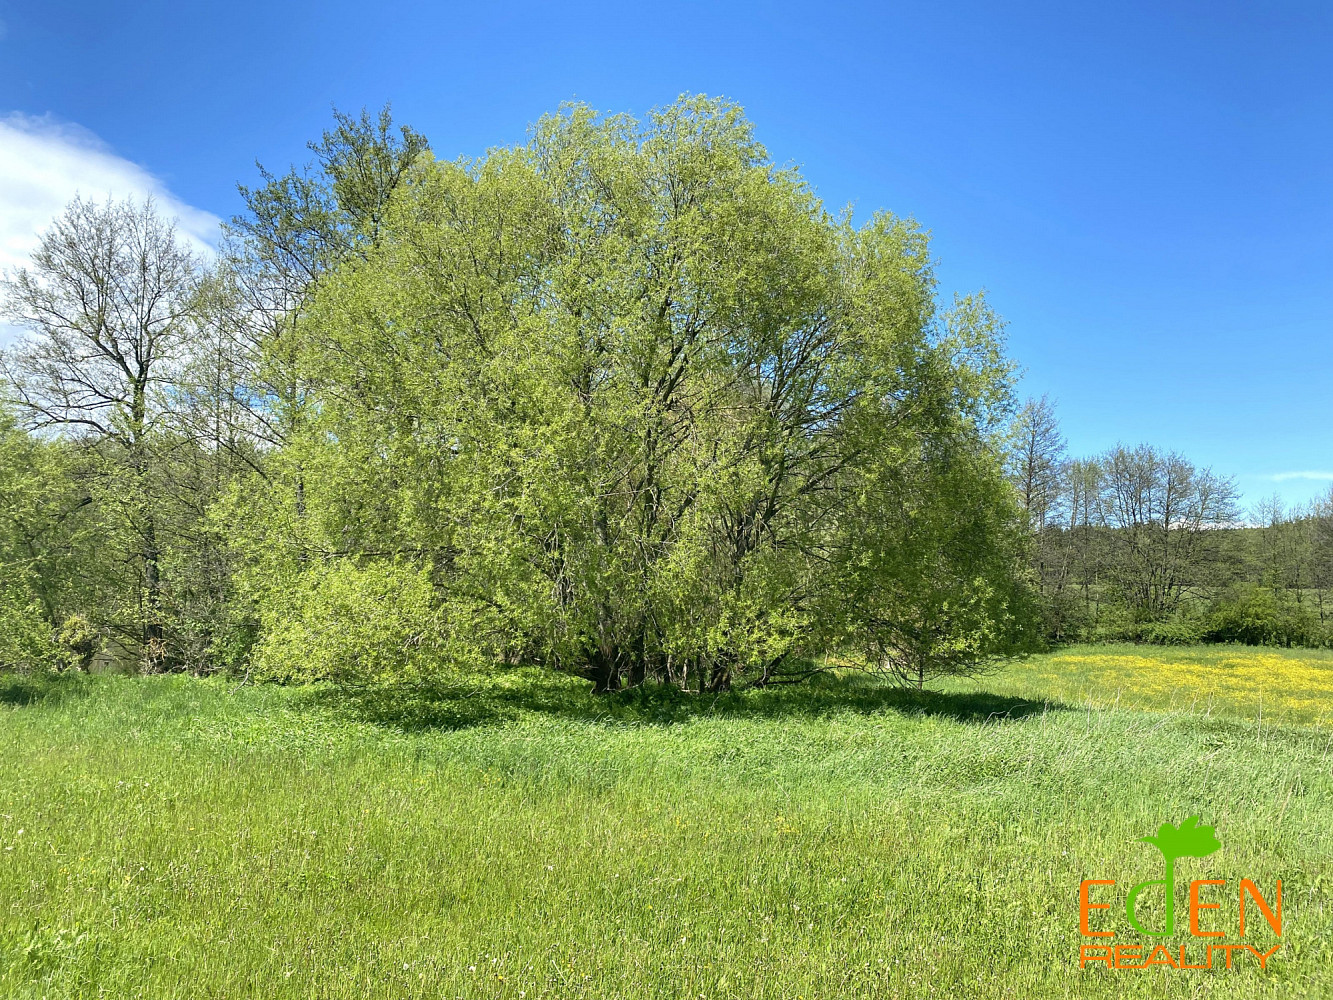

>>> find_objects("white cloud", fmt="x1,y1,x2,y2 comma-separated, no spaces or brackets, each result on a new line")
1269,471,1333,482
1,113,221,344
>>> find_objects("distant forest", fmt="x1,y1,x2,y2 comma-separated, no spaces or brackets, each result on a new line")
1009,397,1333,647
2,100,1329,693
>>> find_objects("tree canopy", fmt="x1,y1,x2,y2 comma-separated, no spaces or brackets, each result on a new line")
235,96,1036,690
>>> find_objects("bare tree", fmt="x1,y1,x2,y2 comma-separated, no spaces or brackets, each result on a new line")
1252,493,1318,606
1095,444,1239,618
1062,457,1103,618
1310,487,1333,623
1,196,203,650
1007,395,1065,530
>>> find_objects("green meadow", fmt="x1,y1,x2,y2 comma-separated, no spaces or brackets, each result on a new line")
1,647,1329,998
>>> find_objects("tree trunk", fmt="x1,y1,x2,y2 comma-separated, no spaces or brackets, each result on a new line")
143,518,160,631
706,660,732,693
588,644,621,694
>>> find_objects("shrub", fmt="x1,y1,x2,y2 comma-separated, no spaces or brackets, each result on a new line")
249,560,484,684
1080,602,1140,644
1138,613,1208,646
1205,587,1321,647
54,614,100,670
1035,589,1089,645
0,590,56,672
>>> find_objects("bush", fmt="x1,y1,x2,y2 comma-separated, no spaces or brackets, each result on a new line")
1035,589,1090,645
1079,602,1140,644
1138,613,1208,646
1071,603,1209,646
54,614,100,670
0,589,57,672
249,560,485,684
1205,587,1322,647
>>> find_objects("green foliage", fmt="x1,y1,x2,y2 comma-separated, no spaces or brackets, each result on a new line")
1064,607,1212,646
0,592,55,673
52,614,99,671
0,408,83,671
1035,586,1091,643
241,96,1033,690
0,197,256,670
1206,585,1325,648
0,101,1044,688
1137,609,1210,646
250,559,480,684
1015,426,1333,652
232,103,430,277
827,417,1041,685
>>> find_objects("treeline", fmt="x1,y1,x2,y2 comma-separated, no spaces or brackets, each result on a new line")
3,100,1323,693
0,99,1039,690
1009,397,1333,647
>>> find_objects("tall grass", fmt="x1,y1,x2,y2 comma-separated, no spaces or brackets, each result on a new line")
0,650,1329,998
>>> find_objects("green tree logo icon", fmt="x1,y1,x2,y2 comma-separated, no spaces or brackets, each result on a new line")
1127,816,1221,936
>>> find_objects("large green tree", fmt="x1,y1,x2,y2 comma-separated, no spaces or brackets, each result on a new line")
243,96,1036,690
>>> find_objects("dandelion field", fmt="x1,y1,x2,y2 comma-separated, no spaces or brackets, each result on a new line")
963,644,1333,726
0,646,1330,998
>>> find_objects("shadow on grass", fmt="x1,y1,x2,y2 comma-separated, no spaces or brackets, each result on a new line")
319,667,1069,733
0,671,91,708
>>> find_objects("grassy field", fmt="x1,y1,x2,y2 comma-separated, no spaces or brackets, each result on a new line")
0,645,1329,998
962,643,1333,726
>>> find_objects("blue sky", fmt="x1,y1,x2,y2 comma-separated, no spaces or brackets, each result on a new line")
2,1,1330,509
